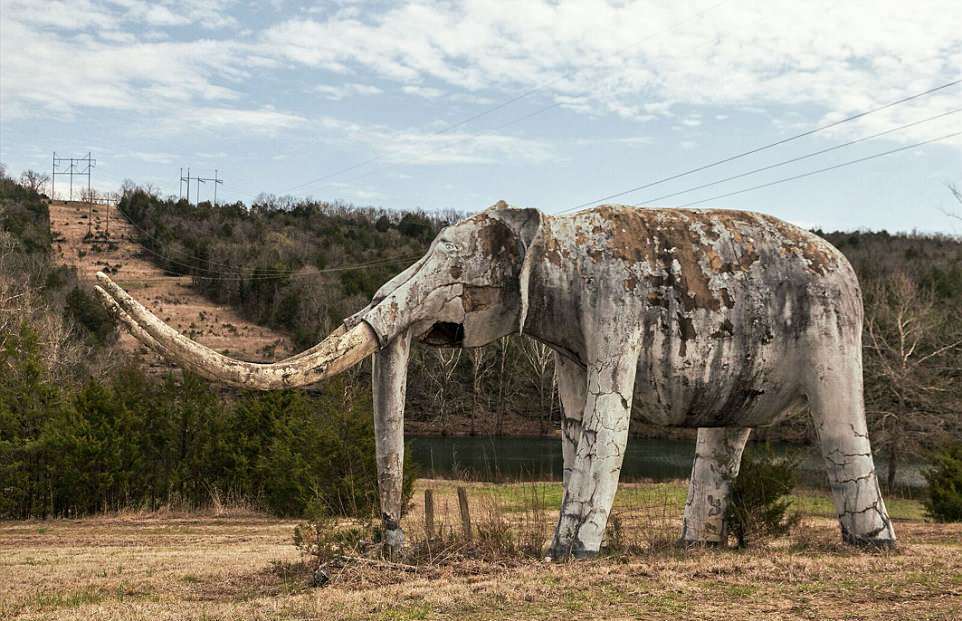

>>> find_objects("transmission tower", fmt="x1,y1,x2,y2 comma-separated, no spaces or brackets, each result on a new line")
52,152,96,201
198,169,224,206
179,167,205,204
181,167,224,205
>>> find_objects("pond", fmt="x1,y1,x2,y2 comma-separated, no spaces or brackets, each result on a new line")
407,435,926,488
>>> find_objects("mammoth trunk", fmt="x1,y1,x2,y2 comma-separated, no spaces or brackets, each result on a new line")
372,329,412,555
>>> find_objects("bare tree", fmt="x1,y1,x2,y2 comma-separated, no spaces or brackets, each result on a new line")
80,186,99,204
518,337,557,435
425,349,462,436
864,271,962,490
492,337,519,436
467,347,496,436
19,170,49,194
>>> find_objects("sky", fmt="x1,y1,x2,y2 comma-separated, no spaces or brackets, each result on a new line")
1,0,961,233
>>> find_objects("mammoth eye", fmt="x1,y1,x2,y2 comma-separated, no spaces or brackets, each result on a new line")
440,241,458,254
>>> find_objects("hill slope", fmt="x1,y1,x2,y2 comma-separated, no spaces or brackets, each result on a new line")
48,199,292,364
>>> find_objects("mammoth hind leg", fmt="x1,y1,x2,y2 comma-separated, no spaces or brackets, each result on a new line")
807,352,895,548
680,427,752,547
554,353,587,489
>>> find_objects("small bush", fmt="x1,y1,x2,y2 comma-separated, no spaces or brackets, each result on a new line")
293,500,372,570
64,286,117,344
726,446,800,547
923,443,962,522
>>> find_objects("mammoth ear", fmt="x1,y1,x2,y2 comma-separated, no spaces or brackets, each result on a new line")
490,207,544,334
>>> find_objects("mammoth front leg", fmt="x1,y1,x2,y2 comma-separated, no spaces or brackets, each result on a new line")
372,330,411,556
554,353,587,489
680,427,752,546
549,354,637,559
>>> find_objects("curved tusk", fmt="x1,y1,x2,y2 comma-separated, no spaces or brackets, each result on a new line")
95,272,377,390
95,286,345,372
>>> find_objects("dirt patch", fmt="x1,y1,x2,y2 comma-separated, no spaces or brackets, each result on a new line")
49,200,293,367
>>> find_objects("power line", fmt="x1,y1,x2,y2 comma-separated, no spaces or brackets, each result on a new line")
627,107,962,206
558,79,962,214
280,0,728,196
669,131,960,209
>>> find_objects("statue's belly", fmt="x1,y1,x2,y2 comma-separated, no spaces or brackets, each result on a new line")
631,311,808,428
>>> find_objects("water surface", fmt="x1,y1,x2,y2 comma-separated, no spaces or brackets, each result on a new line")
407,435,925,487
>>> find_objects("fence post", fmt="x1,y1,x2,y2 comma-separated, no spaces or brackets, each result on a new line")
424,489,435,540
457,486,472,543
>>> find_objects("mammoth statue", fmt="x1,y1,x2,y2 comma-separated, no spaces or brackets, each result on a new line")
95,201,896,558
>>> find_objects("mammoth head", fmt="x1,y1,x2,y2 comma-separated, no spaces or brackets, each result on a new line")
93,201,544,391
349,201,544,348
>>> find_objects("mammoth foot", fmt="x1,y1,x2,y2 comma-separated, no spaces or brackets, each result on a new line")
545,542,599,562
381,527,405,558
841,529,897,551
675,537,724,550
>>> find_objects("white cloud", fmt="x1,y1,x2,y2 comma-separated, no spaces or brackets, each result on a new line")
314,82,383,100
312,116,555,166
0,17,245,119
128,151,177,164
257,0,961,143
576,136,653,147
402,85,444,99
1,1,238,32
176,106,306,133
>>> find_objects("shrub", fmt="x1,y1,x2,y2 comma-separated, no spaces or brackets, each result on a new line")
726,446,800,547
923,443,962,522
292,499,372,570
64,286,117,344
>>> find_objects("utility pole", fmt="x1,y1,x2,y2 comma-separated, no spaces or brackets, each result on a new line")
179,167,202,204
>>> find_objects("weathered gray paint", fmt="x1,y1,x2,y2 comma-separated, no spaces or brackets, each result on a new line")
98,202,896,556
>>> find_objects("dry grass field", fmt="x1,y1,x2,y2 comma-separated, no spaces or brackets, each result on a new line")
2,480,959,621
48,200,292,365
